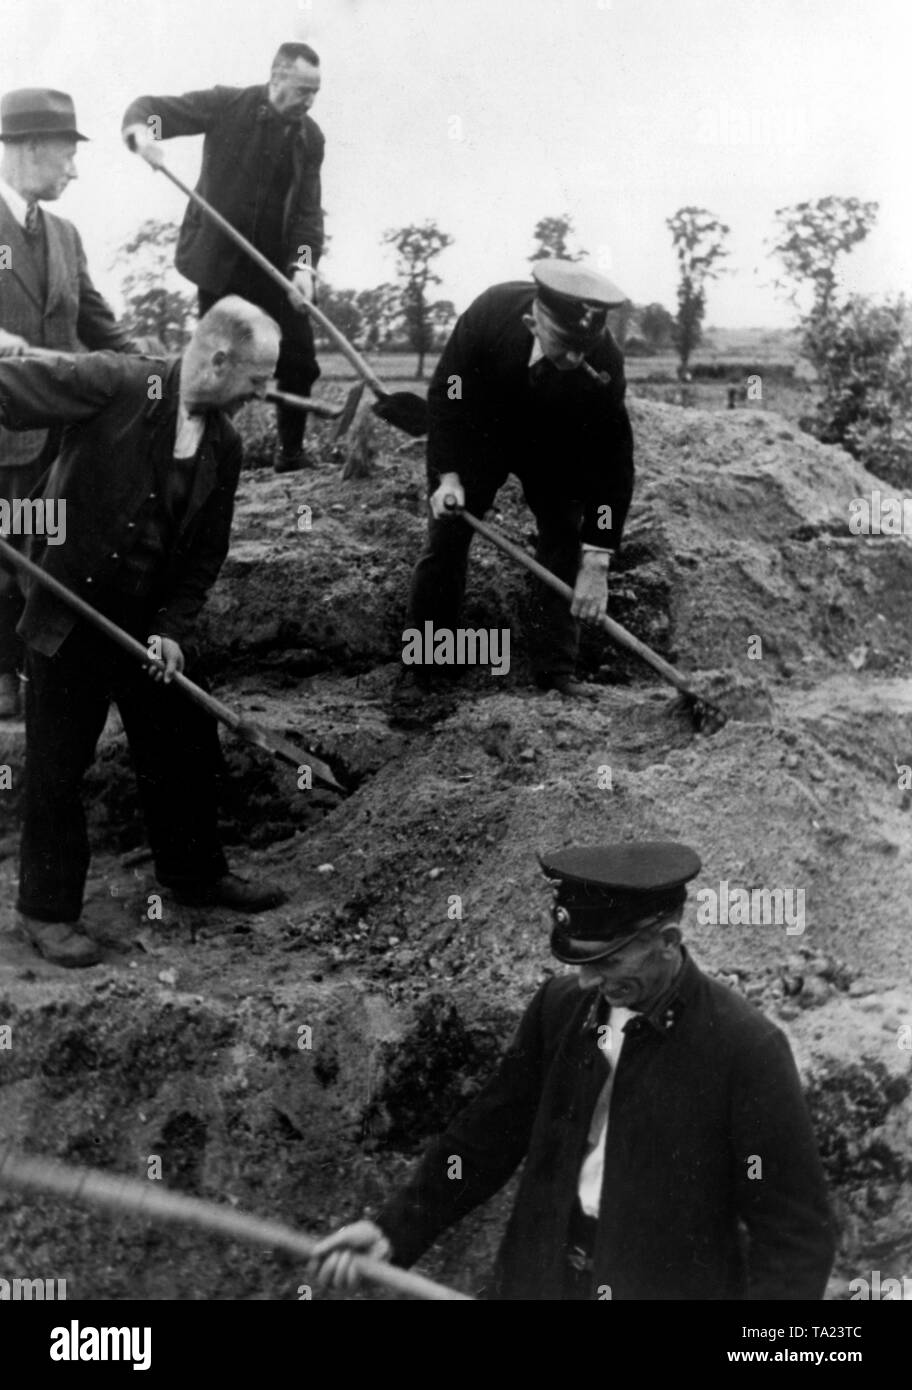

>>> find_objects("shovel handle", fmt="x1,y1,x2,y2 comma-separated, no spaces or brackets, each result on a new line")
264,388,341,419
153,163,390,401
457,507,708,700
0,534,243,730
0,1145,472,1301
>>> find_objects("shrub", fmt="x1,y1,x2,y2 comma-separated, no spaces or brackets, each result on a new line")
802,295,912,486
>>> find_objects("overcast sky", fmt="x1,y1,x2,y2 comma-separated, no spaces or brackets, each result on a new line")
2,0,909,327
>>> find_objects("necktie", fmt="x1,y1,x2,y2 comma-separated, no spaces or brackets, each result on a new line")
24,202,40,239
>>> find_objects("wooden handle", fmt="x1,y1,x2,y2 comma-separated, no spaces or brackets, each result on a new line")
0,534,244,727
155,163,390,400
0,1145,472,1302
459,508,703,698
265,388,341,418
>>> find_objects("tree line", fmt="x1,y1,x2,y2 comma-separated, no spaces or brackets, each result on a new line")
117,196,911,482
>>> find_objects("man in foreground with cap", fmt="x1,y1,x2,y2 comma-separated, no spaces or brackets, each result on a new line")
0,88,135,717
396,259,635,719
309,842,836,1300
0,298,288,969
122,43,325,474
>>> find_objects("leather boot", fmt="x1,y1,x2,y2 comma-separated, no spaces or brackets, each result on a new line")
15,913,102,968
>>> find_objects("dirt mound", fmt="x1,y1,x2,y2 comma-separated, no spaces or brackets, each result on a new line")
1,400,911,1300
199,399,912,688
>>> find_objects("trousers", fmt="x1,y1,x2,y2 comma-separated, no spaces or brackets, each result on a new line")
17,614,228,922
0,454,55,675
409,471,585,678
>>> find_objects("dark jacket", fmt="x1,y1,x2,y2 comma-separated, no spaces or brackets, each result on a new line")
0,352,242,656
426,282,635,550
0,193,133,469
122,85,325,294
378,952,836,1300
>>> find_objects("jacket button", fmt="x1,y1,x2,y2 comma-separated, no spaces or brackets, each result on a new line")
149,492,157,500
111,552,119,560
85,577,93,584
127,522,135,529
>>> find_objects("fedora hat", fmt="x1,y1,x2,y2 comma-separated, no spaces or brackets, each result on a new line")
0,89,88,142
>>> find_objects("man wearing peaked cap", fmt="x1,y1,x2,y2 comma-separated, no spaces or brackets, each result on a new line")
310,841,835,1300
0,88,136,717
396,257,635,721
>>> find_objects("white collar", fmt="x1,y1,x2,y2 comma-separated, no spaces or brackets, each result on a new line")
0,175,31,228
174,400,205,459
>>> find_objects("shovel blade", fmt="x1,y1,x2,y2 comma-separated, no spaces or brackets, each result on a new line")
330,382,366,443
370,390,428,438
235,719,347,793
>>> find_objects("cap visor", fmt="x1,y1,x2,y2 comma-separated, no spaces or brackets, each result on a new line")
550,927,642,965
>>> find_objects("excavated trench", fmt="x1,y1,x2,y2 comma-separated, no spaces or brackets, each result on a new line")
1,399,911,1300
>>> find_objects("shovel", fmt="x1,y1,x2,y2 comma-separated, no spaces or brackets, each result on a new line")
151,160,428,439
0,536,347,792
452,505,728,733
0,1144,472,1301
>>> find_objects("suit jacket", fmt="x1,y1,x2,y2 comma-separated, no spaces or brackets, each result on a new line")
0,352,243,657
0,195,133,469
122,85,325,294
378,951,836,1300
426,282,635,549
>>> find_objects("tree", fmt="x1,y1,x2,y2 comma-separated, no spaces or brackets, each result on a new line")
765,198,907,477
427,298,457,348
665,207,730,373
113,219,196,351
382,222,454,378
769,196,878,321
355,283,402,351
803,294,912,485
529,214,586,263
638,302,676,352
312,283,363,348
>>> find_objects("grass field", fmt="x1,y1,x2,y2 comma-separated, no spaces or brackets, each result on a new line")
311,348,817,426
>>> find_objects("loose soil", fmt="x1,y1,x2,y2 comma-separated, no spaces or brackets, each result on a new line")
0,396,910,1300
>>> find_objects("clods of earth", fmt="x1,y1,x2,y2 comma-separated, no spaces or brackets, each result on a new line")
0,396,910,1299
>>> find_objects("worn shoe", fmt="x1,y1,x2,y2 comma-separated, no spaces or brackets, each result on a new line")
274,448,318,474
15,913,102,968
170,872,288,913
0,672,21,719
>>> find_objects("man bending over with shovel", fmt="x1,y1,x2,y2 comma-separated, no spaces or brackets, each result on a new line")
0,298,287,968
398,259,635,720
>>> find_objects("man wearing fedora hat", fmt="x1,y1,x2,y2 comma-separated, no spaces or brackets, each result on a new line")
0,88,135,717
309,842,836,1300
396,259,636,720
